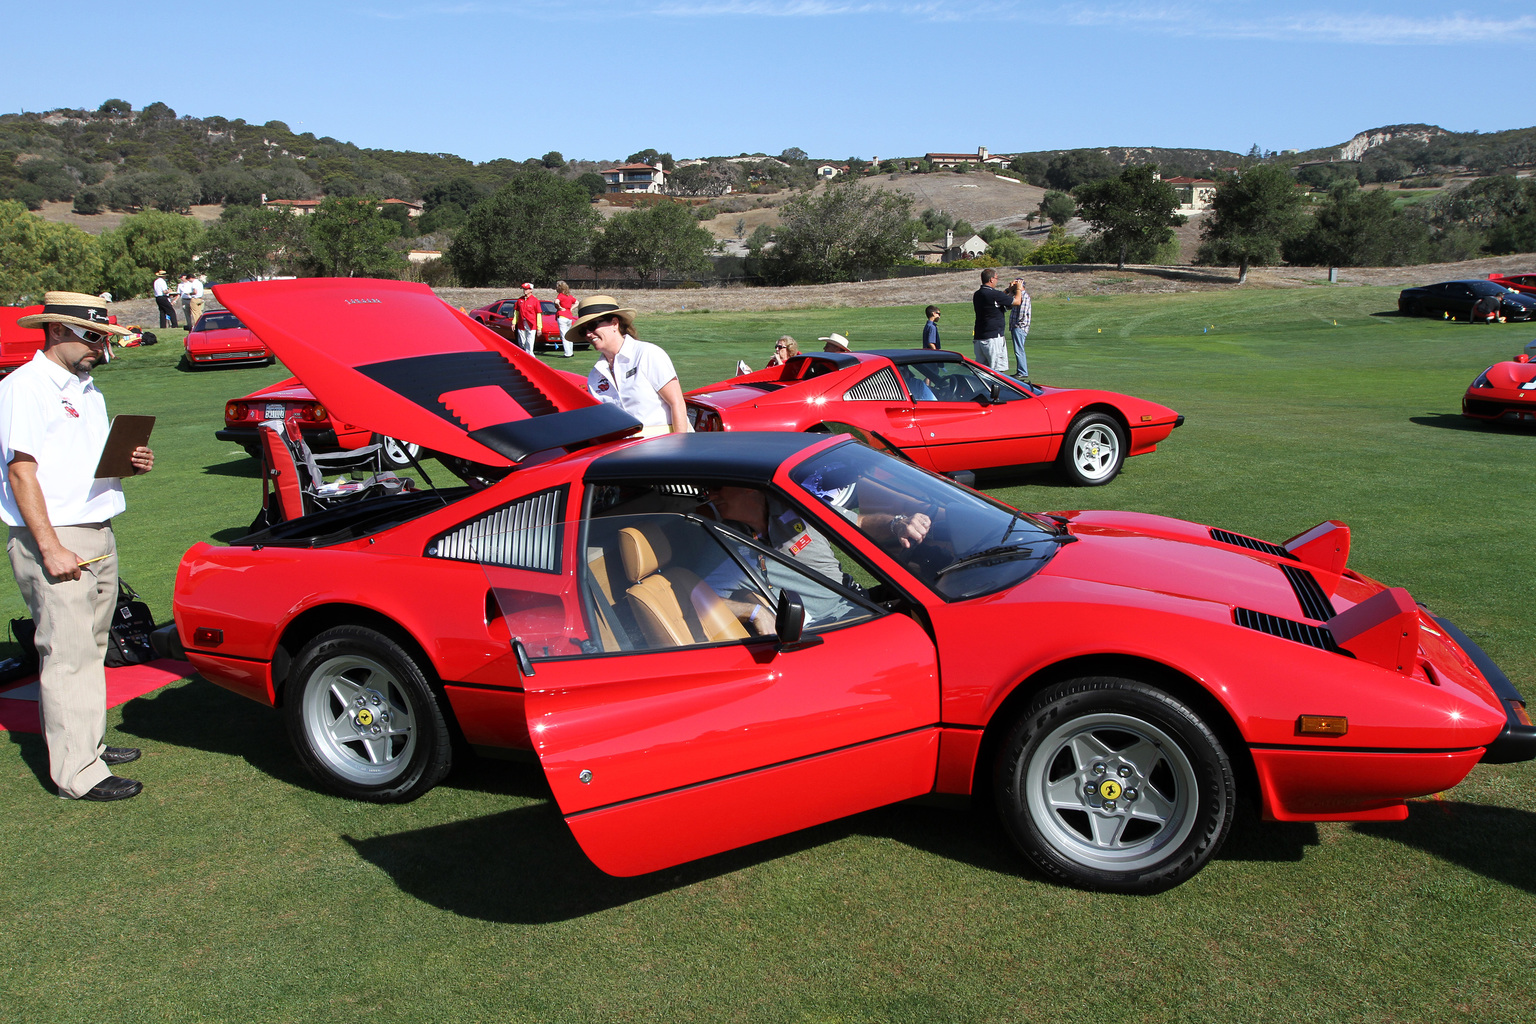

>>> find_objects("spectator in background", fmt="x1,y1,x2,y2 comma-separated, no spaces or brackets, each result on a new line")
152,271,176,329
512,282,542,354
554,281,577,358
972,268,1019,374
176,274,193,329
767,335,800,367
819,333,852,354
1008,279,1031,380
921,306,941,350
572,295,688,435
188,275,205,327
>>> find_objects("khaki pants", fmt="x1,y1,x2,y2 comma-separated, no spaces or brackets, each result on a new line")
7,524,118,798
189,296,204,325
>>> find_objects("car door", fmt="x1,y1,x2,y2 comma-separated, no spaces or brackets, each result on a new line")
509,506,941,877
900,360,1053,473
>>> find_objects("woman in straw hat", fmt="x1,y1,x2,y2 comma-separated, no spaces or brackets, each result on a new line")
567,295,688,436
2,293,152,802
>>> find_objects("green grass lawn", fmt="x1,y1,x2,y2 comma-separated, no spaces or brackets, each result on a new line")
4,289,1536,1023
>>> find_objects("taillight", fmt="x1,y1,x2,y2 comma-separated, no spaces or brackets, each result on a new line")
227,402,248,420
300,403,325,422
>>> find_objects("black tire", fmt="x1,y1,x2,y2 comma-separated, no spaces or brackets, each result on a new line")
283,626,452,802
993,676,1234,894
372,434,423,470
1057,412,1126,486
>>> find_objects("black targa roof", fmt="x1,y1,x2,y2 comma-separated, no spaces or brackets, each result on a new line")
586,432,830,484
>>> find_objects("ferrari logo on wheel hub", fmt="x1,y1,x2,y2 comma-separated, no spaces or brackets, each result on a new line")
1099,779,1122,801
356,708,375,727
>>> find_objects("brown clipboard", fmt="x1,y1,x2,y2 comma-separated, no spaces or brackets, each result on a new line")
94,415,155,479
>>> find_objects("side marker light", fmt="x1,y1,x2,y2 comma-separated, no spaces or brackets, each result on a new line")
1298,715,1348,736
192,627,223,647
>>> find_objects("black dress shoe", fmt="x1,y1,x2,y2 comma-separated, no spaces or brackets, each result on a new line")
102,746,141,766
77,776,143,801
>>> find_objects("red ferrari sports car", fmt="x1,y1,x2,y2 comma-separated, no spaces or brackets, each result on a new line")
164,278,1535,894
183,309,273,368
0,305,46,378
218,376,424,468
469,297,585,352
1488,273,1536,297
1463,354,1536,425
685,350,1182,485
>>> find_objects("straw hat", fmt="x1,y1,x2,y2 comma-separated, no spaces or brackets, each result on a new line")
16,291,132,337
819,332,851,353
565,294,637,343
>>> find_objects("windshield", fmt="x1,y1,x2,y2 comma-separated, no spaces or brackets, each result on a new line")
789,442,1066,600
196,312,243,331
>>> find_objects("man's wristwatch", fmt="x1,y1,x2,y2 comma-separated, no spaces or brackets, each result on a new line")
888,514,910,540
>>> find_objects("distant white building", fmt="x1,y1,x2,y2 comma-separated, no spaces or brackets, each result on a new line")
601,163,668,194
817,164,840,180
1163,176,1218,212
924,147,1007,170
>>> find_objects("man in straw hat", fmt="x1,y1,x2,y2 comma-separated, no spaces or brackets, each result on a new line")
567,295,688,436
152,270,177,329
1,293,155,801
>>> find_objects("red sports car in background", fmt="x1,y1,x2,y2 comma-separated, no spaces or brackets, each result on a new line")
469,297,585,352
0,305,45,377
1463,354,1536,426
1488,273,1536,297
163,277,1535,895
183,309,273,368
218,376,423,468
686,349,1182,485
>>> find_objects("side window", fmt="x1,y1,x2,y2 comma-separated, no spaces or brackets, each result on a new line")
581,509,875,654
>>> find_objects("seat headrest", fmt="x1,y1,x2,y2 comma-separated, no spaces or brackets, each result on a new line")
619,526,671,583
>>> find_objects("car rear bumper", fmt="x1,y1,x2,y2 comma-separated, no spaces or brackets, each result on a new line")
216,426,341,449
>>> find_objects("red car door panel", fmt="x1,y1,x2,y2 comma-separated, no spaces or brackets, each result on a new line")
521,612,940,875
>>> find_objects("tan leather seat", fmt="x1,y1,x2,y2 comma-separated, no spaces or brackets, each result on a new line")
619,525,749,648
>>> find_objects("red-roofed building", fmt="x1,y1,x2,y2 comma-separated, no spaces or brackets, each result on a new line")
924,147,1007,170
601,163,668,194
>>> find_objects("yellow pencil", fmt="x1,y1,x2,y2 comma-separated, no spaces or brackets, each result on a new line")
77,554,110,567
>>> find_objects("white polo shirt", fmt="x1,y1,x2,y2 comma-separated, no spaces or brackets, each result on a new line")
0,351,125,527
587,335,683,431
152,276,169,297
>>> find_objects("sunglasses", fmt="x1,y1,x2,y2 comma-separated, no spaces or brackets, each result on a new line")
774,343,789,350
582,316,620,336
66,323,111,346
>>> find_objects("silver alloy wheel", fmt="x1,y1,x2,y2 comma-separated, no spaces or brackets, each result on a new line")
380,436,421,468
299,653,418,786
1024,711,1199,873
1072,424,1120,482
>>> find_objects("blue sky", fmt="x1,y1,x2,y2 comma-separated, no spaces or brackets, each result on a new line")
5,1,1532,165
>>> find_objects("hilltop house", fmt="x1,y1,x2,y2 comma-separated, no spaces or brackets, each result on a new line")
1162,176,1217,212
924,147,1007,170
260,196,423,216
601,163,668,194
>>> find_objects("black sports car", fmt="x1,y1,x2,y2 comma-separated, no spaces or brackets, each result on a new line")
1398,280,1536,323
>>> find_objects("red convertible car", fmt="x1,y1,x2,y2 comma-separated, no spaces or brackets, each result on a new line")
1463,354,1536,426
686,350,1182,485
0,305,46,378
1488,273,1536,297
469,297,584,353
165,278,1535,895
183,309,273,368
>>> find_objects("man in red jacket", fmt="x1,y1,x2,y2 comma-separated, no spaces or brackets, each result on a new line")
512,283,542,354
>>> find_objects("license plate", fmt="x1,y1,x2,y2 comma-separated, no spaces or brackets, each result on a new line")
265,403,287,420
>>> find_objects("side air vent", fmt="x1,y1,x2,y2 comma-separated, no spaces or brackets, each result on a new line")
844,368,904,402
427,487,565,572
1233,607,1339,652
1209,528,1297,560
1281,563,1336,621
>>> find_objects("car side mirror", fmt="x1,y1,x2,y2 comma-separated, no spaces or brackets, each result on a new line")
775,590,805,646
512,637,535,677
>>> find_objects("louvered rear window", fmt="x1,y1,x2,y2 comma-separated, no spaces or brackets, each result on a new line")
426,487,565,573
844,368,904,402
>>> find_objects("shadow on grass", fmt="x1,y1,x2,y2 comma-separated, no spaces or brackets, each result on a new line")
1409,413,1512,433
1353,799,1536,895
202,459,260,479
4,729,52,791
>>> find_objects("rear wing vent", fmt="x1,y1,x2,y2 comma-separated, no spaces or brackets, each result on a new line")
1233,607,1340,652
844,368,905,402
1280,563,1337,621
1210,528,1298,560
426,486,565,572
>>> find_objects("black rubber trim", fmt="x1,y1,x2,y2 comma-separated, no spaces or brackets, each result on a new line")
185,649,269,664
1431,614,1536,764
1249,742,1486,755
564,724,939,819
442,680,525,694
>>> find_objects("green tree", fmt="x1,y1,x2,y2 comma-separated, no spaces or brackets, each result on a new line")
1282,180,1433,267
541,151,564,169
986,232,1033,265
302,197,407,277
199,205,309,282
1039,190,1076,226
0,202,104,303
1195,165,1307,283
590,202,716,283
1073,165,1185,269
1022,225,1081,265
1045,150,1120,191
97,98,132,117
760,182,915,284
98,210,205,297
574,172,607,198
448,171,598,287
1009,154,1047,187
